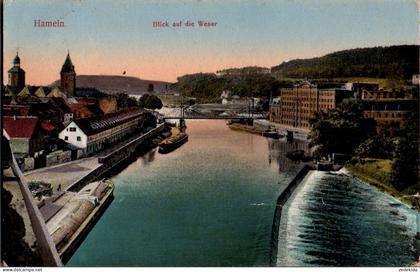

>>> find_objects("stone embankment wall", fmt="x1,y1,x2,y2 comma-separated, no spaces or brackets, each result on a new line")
270,164,312,266
66,124,164,192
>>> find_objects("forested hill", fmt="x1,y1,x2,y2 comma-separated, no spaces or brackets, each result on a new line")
271,45,419,79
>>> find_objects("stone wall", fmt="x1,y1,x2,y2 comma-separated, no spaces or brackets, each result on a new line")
46,150,72,167
10,138,30,155
23,157,35,171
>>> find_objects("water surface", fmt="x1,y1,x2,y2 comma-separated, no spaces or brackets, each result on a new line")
68,120,418,266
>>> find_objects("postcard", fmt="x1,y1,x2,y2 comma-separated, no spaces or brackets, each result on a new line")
2,0,420,268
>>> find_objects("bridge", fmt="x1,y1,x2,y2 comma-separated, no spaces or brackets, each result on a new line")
162,115,267,120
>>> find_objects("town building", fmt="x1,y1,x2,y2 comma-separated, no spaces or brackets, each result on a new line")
268,97,281,123
270,82,353,131
8,52,25,92
361,89,414,134
60,52,76,97
362,89,406,100
412,74,420,85
58,108,147,156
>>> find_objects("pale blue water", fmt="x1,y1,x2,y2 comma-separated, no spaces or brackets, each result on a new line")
68,120,418,266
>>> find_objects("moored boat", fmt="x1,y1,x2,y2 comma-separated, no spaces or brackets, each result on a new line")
158,127,188,154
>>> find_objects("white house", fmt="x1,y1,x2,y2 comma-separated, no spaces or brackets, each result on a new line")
412,74,420,85
59,108,146,155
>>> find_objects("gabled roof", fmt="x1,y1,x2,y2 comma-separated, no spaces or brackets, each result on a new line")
40,120,56,132
17,86,38,97
49,97,72,113
34,86,51,97
68,103,88,113
3,116,39,138
3,85,14,96
70,108,144,136
47,87,66,98
3,105,31,116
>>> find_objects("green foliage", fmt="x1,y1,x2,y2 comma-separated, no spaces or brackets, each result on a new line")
127,97,138,108
271,45,419,80
391,107,419,191
309,100,377,157
115,93,131,109
355,135,396,159
173,73,283,102
138,93,163,110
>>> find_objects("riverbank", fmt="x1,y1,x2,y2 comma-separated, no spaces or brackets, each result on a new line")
57,180,114,264
345,159,420,212
22,124,170,264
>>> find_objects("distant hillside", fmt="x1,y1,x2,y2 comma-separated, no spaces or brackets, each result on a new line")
216,66,270,76
50,75,173,95
271,45,419,80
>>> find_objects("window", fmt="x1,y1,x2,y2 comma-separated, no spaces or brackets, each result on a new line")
77,136,81,141
69,127,76,132
64,136,68,141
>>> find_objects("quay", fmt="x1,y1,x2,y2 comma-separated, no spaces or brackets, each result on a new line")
22,123,166,263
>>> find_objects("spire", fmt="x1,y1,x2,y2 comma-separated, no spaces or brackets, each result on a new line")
13,49,20,65
61,51,75,73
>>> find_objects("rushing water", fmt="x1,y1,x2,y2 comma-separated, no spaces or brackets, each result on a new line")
278,171,418,266
67,120,418,267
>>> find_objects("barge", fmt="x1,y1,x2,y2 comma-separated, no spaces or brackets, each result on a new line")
158,127,188,154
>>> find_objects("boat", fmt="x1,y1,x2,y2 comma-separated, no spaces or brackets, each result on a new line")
262,128,282,139
228,123,283,139
158,127,188,154
286,150,305,161
228,123,263,135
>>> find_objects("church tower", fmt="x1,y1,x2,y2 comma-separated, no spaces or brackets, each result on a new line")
60,52,76,97
8,51,25,92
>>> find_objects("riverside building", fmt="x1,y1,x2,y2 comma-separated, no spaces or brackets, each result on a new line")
59,108,147,156
361,89,414,134
269,81,352,131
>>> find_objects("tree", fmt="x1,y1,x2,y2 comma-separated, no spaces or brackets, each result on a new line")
355,135,396,159
115,93,129,109
309,100,377,158
390,107,419,191
147,83,154,92
138,94,163,110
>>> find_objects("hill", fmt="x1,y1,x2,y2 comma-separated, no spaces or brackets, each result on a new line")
50,75,173,95
271,45,419,80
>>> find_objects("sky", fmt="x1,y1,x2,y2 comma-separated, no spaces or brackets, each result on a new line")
3,0,419,85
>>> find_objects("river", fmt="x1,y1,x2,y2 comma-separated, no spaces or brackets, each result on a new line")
67,120,418,267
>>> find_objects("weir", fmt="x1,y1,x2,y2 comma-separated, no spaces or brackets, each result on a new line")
270,164,312,266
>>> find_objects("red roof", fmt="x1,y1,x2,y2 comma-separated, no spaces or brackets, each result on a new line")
68,103,87,112
41,120,56,132
3,116,39,138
